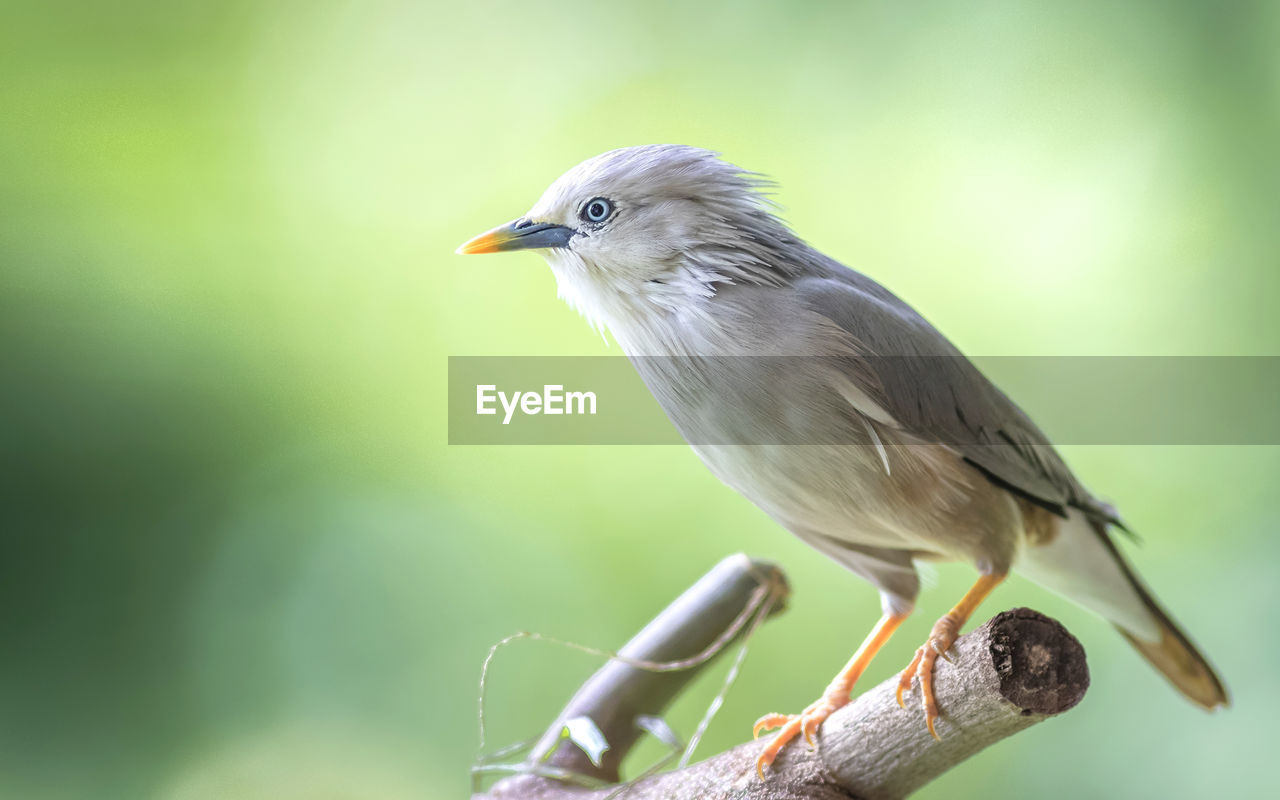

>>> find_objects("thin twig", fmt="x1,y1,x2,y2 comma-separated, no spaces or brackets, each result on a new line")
474,554,788,790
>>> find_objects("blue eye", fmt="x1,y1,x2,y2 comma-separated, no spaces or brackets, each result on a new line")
581,197,613,223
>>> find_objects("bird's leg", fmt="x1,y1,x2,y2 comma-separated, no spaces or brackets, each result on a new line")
896,571,1006,739
753,611,907,778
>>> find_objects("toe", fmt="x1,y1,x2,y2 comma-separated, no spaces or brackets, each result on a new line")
896,646,924,708
918,647,943,739
755,717,803,778
801,713,821,746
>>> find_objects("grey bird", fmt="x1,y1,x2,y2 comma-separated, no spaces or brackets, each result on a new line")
457,145,1227,777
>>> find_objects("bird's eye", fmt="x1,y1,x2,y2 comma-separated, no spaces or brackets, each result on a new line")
581,197,613,224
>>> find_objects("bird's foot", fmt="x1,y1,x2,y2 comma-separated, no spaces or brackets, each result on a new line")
895,613,960,740
752,689,849,778
751,612,909,780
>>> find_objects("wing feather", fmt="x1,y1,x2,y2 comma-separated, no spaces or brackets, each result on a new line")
793,270,1119,526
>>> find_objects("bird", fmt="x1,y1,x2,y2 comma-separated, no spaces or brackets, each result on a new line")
456,144,1228,778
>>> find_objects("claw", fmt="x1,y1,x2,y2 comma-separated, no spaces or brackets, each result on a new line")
802,714,820,746
754,611,910,780
894,573,1006,743
753,697,843,776
896,646,924,708
900,631,954,739
755,716,806,777
752,713,788,739
928,638,955,663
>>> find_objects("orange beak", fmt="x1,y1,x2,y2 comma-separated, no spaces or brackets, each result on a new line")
456,219,576,255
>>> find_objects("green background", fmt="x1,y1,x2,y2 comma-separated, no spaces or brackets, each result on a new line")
2,1,1277,798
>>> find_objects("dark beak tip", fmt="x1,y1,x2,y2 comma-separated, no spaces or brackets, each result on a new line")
457,219,575,255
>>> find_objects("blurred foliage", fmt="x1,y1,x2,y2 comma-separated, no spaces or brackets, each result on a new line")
1,1,1277,798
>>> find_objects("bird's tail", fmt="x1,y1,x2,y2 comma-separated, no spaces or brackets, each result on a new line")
1016,509,1228,709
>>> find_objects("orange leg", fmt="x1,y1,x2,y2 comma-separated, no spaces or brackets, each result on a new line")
753,611,908,778
895,572,1006,739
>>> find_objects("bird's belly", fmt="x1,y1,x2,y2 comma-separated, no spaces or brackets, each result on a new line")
628,345,1011,565
688,441,969,556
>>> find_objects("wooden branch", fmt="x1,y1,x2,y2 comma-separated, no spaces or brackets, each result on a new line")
476,557,1088,800
491,554,789,785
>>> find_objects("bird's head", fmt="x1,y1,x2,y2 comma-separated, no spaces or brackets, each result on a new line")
457,145,801,330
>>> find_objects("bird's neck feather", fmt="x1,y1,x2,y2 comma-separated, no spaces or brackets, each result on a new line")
543,252,731,355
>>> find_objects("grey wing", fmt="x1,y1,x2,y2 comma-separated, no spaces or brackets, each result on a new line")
793,268,1119,526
